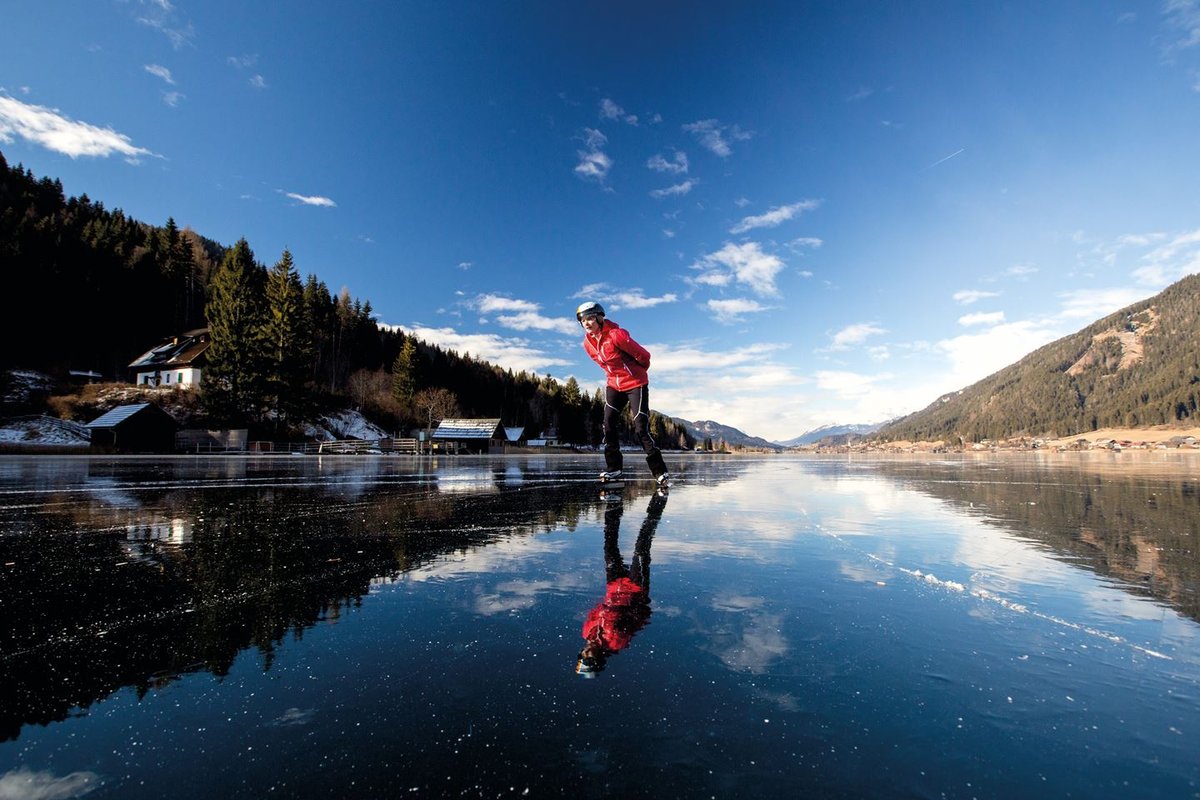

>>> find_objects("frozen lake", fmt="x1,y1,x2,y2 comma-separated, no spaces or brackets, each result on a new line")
1,453,1198,798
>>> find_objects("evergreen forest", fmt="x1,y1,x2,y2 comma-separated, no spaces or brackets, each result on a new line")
0,151,696,449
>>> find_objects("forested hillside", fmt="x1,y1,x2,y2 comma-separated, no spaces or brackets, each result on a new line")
0,151,694,449
877,274,1200,443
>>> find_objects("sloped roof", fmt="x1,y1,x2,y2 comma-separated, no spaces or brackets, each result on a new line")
87,403,153,429
503,426,525,442
129,329,211,369
432,418,503,440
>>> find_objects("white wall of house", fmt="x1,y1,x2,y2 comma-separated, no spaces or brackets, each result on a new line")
135,367,202,387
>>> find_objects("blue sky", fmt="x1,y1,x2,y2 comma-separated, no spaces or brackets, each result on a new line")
3,1,1200,441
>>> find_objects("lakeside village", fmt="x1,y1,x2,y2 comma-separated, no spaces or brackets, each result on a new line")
797,432,1200,455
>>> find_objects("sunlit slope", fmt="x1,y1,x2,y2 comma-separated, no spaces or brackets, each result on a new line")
877,273,1200,442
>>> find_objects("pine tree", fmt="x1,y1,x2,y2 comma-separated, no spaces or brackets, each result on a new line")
160,218,186,331
204,238,268,423
558,376,585,443
391,337,419,403
262,249,311,429
301,274,335,390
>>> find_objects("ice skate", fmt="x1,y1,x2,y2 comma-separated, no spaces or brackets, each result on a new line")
598,469,623,484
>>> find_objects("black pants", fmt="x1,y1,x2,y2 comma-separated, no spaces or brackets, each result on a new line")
603,384,667,477
603,491,668,594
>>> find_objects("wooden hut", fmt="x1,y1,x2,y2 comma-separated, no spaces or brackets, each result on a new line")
86,403,179,453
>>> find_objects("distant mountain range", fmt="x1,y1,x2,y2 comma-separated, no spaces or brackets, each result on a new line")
875,272,1200,442
774,423,886,447
671,418,783,451
691,272,1200,447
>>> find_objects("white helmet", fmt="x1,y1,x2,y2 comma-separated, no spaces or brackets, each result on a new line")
575,301,605,324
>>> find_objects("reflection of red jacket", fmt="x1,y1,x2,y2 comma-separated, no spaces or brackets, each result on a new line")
583,320,650,392
582,577,649,652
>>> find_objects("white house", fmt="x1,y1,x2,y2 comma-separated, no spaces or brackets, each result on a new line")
128,329,211,388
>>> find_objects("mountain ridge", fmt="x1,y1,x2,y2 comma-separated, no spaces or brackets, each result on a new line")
875,273,1200,443
775,422,885,448
671,417,783,451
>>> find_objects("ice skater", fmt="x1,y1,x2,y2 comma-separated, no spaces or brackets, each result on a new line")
575,491,667,676
575,301,670,488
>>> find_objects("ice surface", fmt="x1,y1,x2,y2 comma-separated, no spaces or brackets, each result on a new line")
0,453,1198,798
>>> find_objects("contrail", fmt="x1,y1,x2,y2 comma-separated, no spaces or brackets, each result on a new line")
927,147,965,169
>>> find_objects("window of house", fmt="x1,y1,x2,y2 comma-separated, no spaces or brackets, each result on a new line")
178,372,184,383
165,374,171,384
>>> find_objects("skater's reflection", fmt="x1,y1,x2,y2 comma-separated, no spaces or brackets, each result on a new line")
575,491,668,677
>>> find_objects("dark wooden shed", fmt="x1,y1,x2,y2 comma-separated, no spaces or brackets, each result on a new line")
86,403,179,453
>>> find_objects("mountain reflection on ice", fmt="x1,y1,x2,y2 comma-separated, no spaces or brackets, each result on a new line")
0,453,1198,799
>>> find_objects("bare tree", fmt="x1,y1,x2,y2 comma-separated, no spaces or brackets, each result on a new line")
347,368,390,410
413,387,461,449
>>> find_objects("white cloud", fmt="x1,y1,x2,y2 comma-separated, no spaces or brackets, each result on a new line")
162,91,184,107
1115,233,1167,248
582,128,606,149
1163,0,1200,53
958,311,1006,327
1005,264,1038,278
475,294,538,314
226,53,266,89
706,298,770,323
1131,227,1200,286
682,118,752,158
599,97,638,125
868,345,891,361
135,2,193,49
650,179,696,199
574,128,611,182
828,323,886,350
693,271,732,288
650,341,789,377
1055,288,1149,320
647,341,821,439
472,294,578,335
386,324,572,375
953,289,1000,305
144,64,175,84
816,370,893,400
788,237,823,250
730,199,821,234
935,319,1062,385
691,242,787,296
0,768,100,800
0,95,157,162
575,150,612,180
492,311,580,335
283,192,336,207
647,150,689,174
571,284,678,312
615,291,678,310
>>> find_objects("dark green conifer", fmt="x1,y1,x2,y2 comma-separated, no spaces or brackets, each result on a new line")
204,238,268,423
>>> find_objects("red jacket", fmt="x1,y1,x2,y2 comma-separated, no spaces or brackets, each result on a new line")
583,319,650,391
582,576,650,653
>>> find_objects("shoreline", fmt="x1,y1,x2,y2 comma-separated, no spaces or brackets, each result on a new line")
800,425,1200,454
